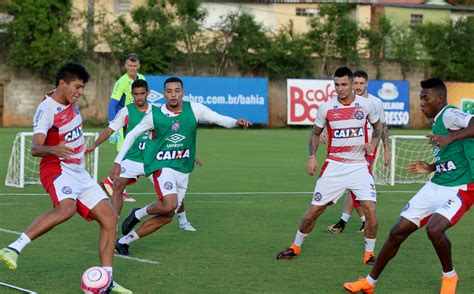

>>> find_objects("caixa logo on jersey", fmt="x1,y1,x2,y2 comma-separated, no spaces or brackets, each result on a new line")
156,149,190,160
333,127,364,138
64,126,83,142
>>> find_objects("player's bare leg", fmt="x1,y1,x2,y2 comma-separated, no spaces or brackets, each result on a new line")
89,199,118,267
359,200,377,265
111,177,131,215
276,204,328,260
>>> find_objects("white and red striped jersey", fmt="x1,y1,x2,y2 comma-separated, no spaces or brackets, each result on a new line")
315,95,380,164
33,93,85,172
366,93,385,140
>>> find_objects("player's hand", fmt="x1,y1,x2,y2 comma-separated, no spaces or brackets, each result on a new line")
109,163,121,180
306,156,318,176
195,158,203,166
108,131,121,144
236,118,252,128
405,161,433,174
383,150,391,166
319,129,328,144
85,144,96,155
51,142,74,158
426,134,452,147
364,141,377,155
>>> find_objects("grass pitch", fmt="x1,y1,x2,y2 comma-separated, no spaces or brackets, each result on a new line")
0,127,473,293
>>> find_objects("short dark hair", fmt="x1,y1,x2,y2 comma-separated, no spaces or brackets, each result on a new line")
164,77,183,89
334,67,353,79
55,62,90,87
126,53,140,63
353,70,368,81
420,78,447,97
132,79,148,91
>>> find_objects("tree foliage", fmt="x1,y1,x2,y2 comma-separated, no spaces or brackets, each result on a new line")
6,0,80,78
361,15,392,79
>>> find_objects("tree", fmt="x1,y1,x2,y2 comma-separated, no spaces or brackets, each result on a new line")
361,15,392,79
6,0,80,79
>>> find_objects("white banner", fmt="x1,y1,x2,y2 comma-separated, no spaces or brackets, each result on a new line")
287,79,337,125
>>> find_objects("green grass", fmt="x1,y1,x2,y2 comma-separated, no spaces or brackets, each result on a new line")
0,127,473,293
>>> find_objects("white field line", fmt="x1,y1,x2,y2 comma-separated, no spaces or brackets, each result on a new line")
0,282,37,294
0,227,159,265
0,191,417,196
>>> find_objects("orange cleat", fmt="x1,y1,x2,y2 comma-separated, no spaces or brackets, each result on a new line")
276,243,301,260
343,277,375,294
364,252,376,265
440,273,458,294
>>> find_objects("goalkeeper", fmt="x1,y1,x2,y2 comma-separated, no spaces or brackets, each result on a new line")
103,53,146,203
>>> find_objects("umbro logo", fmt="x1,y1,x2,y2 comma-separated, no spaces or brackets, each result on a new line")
166,134,186,144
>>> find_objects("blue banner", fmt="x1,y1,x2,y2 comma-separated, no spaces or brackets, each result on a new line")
144,75,269,123
368,80,410,126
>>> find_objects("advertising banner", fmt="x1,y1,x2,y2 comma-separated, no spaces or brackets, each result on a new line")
145,75,269,123
367,80,410,126
446,82,474,115
286,79,336,125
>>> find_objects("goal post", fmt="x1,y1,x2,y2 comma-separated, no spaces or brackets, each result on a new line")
372,135,434,186
5,132,100,188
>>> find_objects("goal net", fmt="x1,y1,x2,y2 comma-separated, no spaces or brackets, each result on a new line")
372,135,434,186
5,132,99,188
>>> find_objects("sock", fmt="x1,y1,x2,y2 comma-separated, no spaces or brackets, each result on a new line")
442,269,456,277
177,211,188,225
364,237,376,253
103,266,113,280
119,230,140,245
135,206,149,220
293,230,308,247
341,213,350,223
8,233,31,253
360,216,366,222
366,275,377,285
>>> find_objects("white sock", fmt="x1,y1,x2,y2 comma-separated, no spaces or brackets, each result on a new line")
177,211,188,225
366,275,377,285
442,269,456,277
360,216,366,222
119,230,140,245
364,237,376,253
8,233,31,253
341,213,351,223
135,206,149,220
103,266,112,280
293,230,309,247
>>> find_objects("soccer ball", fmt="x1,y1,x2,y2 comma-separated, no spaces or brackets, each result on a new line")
81,266,112,294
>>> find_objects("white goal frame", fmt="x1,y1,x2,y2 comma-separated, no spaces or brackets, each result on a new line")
5,132,99,188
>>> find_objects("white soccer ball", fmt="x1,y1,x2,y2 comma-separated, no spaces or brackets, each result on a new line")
81,266,112,294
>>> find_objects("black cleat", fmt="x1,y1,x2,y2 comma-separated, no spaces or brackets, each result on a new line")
327,219,346,233
358,221,365,233
115,240,130,256
276,248,298,260
121,208,141,235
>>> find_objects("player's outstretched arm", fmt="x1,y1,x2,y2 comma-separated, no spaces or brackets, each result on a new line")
306,125,323,176
86,127,114,155
406,160,434,174
381,123,391,165
31,133,74,158
427,117,474,147
236,118,252,128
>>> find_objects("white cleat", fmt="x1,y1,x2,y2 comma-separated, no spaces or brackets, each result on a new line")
179,222,197,232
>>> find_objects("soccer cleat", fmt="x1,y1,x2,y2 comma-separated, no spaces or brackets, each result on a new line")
0,247,18,270
343,277,375,294
111,280,133,293
276,244,300,260
179,222,197,232
121,208,141,235
440,273,458,294
327,219,346,233
358,222,365,233
115,240,130,256
364,252,376,265
99,177,114,196
121,192,136,202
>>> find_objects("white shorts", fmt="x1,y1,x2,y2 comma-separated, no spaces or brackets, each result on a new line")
42,168,108,221
311,161,376,206
120,159,145,180
149,168,189,213
400,181,471,227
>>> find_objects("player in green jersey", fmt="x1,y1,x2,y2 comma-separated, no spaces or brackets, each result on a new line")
344,78,474,294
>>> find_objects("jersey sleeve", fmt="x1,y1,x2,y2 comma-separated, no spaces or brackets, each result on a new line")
443,108,474,129
372,97,386,124
33,104,53,135
191,102,237,128
110,79,124,101
367,101,380,124
314,104,326,128
114,112,154,164
108,107,128,131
